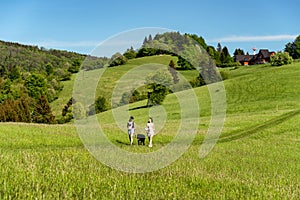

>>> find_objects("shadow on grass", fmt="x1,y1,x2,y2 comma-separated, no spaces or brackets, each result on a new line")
128,105,152,111
116,139,130,145
220,109,300,143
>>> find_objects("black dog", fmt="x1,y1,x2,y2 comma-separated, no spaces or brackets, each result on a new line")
137,134,146,145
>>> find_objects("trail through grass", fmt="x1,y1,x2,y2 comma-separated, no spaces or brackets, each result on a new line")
1,62,300,199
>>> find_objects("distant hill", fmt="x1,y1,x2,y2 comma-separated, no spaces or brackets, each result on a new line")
0,40,109,123
0,40,109,78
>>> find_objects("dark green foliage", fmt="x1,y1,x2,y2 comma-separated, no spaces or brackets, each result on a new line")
177,56,195,70
212,45,236,67
130,89,147,103
270,52,293,66
147,84,168,105
119,89,147,106
206,46,221,66
148,34,153,42
32,95,55,124
146,70,173,106
108,53,128,67
136,48,172,57
95,96,108,113
185,33,207,49
123,47,137,59
60,98,74,123
284,35,300,59
68,59,82,73
220,46,233,66
143,36,148,45
217,43,222,53
8,66,21,81
62,98,74,117
45,63,54,75
0,78,12,103
189,74,206,88
24,74,48,100
234,48,245,56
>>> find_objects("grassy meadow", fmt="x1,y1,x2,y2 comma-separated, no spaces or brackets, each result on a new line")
1,58,300,199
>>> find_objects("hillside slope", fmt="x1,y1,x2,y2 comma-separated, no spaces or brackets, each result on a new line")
0,62,299,198
50,55,198,117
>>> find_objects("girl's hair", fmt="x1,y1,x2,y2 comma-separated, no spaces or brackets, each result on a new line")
129,116,134,121
149,117,153,122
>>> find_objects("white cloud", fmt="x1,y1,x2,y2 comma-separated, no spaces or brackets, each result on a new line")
209,34,298,43
28,38,143,48
28,40,101,48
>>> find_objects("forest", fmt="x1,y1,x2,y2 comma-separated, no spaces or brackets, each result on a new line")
0,40,108,123
0,33,299,124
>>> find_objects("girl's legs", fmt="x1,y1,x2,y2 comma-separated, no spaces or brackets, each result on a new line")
130,133,133,145
149,135,153,147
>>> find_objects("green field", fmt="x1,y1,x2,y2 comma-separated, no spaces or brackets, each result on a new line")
50,55,198,116
1,59,300,199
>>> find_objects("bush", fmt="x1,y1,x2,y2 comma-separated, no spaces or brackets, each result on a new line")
219,71,229,80
73,102,86,120
123,48,137,59
119,89,147,106
147,84,168,105
270,52,293,66
189,74,206,88
95,96,109,113
108,53,128,67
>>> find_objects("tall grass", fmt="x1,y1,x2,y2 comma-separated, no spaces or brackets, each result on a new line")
1,62,300,199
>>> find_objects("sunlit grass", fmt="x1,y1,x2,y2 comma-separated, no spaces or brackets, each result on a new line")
1,62,300,199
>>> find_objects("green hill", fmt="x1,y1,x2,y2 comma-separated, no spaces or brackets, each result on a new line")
50,55,198,117
1,61,299,198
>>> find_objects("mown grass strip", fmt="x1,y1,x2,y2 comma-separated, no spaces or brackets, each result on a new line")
219,109,300,143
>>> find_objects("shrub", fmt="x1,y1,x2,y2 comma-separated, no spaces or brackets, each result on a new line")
95,96,109,113
270,52,293,66
189,74,206,88
108,53,128,67
147,84,168,105
73,102,86,120
219,71,229,80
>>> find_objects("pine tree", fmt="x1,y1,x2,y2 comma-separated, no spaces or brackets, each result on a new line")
148,34,153,42
33,95,55,124
233,48,245,56
220,46,233,65
143,36,148,45
217,43,222,53
16,97,31,122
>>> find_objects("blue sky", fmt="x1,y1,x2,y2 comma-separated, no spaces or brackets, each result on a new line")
0,0,299,56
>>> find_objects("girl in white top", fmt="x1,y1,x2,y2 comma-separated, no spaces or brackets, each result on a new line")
146,117,155,147
127,116,135,145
